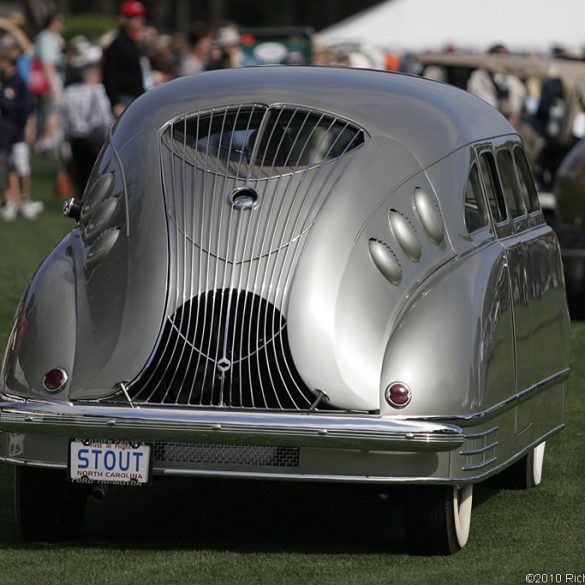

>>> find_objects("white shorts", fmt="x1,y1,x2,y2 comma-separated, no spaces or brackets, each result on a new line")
9,142,31,177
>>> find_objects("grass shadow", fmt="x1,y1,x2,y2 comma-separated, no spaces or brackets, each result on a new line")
0,469,506,555
80,478,408,554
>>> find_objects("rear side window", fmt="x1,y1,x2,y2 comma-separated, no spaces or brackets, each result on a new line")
464,164,489,233
479,151,508,223
497,149,525,218
513,147,540,212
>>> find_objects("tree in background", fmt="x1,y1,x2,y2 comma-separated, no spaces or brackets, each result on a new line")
13,0,381,33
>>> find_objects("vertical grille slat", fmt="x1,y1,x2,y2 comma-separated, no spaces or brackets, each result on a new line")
210,108,230,404
166,115,191,405
129,104,367,410
159,116,187,405
188,114,205,405
259,110,303,407
201,108,219,399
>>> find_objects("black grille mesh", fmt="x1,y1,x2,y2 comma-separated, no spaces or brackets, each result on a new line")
153,442,299,468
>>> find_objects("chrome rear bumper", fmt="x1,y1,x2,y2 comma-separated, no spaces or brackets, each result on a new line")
0,398,463,453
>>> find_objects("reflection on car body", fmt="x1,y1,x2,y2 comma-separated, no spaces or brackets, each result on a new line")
0,66,570,554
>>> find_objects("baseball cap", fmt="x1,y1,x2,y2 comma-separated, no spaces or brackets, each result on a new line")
120,1,146,17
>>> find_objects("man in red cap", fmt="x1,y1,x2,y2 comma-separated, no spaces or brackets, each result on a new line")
102,1,150,117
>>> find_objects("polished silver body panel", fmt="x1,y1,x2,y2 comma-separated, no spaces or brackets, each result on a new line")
0,66,570,484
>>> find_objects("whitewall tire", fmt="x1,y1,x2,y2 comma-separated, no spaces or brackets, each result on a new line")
405,483,474,555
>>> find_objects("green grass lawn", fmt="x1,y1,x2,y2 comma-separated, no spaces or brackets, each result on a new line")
0,157,583,585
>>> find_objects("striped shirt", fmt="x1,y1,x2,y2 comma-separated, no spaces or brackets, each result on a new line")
60,83,113,139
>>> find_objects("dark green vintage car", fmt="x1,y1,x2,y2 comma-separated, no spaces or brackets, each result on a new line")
550,139,585,316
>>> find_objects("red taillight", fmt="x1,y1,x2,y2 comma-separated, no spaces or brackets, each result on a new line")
385,382,411,408
43,368,68,392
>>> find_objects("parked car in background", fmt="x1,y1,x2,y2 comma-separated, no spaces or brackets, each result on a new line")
239,26,314,65
550,138,585,317
0,66,570,554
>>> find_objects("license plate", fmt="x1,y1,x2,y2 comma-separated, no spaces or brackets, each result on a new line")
69,440,151,485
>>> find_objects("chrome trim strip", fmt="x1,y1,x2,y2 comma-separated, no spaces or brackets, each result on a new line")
0,399,463,452
0,457,66,469
459,442,498,456
150,469,461,484
462,426,498,439
407,368,569,424
461,456,498,471
0,459,449,483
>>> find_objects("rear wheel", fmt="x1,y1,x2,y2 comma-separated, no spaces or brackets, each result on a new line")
491,441,546,489
405,484,473,555
15,466,91,542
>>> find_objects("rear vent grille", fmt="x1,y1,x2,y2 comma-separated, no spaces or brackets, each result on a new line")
129,104,367,412
129,290,323,410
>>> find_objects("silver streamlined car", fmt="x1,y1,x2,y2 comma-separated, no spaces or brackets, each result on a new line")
0,66,570,554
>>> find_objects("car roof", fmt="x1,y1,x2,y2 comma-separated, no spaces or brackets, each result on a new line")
113,65,516,167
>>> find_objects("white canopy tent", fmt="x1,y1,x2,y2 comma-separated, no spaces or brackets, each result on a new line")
319,0,585,54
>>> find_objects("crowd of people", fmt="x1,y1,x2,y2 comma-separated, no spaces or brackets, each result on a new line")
0,1,272,221
416,43,585,191
1,0,584,221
